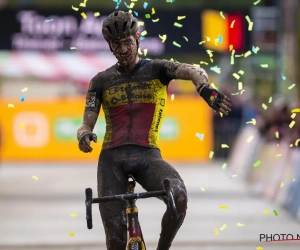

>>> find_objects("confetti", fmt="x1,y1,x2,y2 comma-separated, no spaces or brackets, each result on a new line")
32,176,38,180
220,224,227,231
141,30,147,36
240,89,246,94
256,247,263,250
81,12,87,19
291,114,297,119
275,131,279,138
247,135,254,142
152,18,159,22
173,41,181,47
138,21,144,26
281,73,286,80
21,87,28,92
280,182,284,187
143,49,148,56
253,160,261,167
290,144,294,147
263,210,270,214
230,20,235,28
8,104,15,108
69,232,75,237
245,15,252,24
129,2,135,8
199,41,206,45
232,73,240,79
237,222,245,227
206,50,213,58
253,0,261,5
220,205,227,209
268,96,272,103
200,61,208,65
244,51,252,58
72,5,79,11
205,36,211,42
80,0,88,7
288,83,296,90
275,154,282,158
134,11,138,16
289,121,295,128
260,64,268,68
220,11,225,19
238,70,244,75
196,133,204,141
145,14,151,18
292,178,296,182
295,139,300,146
171,94,175,101
230,175,237,179
262,103,268,110
174,22,183,28
237,82,243,91
70,47,78,50
183,36,188,42
177,16,186,20
230,49,235,65
151,8,155,14
143,2,148,8
210,66,221,74
215,228,219,235
252,46,260,54
94,12,100,17
291,108,300,113
229,45,233,51
200,187,205,192
45,19,53,22
221,144,229,148
246,118,256,125
221,163,227,169
20,122,25,130
209,151,214,159
218,35,223,43
273,210,278,216
21,96,25,102
158,34,167,43
231,92,239,96
70,213,77,217
248,22,253,31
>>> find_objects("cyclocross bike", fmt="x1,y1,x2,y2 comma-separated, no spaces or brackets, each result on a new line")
85,175,178,250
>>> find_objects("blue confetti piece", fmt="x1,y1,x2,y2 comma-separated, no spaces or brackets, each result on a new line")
210,65,218,70
146,58,152,60
124,2,130,8
140,36,145,40
21,96,25,102
113,0,118,2
218,35,222,43
45,19,53,23
196,133,204,141
115,5,119,9
134,11,138,16
143,2,148,9
281,73,286,80
252,45,256,53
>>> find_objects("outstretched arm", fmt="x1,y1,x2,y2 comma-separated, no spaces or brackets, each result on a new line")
163,61,232,115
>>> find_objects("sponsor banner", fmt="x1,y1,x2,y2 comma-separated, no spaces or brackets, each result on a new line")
0,96,212,162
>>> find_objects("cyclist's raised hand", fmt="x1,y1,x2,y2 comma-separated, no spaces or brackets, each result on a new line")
199,87,232,116
78,132,97,153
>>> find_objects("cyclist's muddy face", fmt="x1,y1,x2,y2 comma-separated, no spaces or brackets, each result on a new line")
110,35,139,69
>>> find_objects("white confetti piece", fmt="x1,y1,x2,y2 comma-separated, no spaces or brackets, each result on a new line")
171,94,175,101
221,144,229,148
237,222,245,227
32,176,38,180
289,121,296,128
159,34,167,43
247,135,254,142
8,104,15,108
200,187,205,192
220,224,227,231
244,51,252,58
288,83,296,90
219,11,225,19
209,151,214,159
221,163,227,169
21,87,28,92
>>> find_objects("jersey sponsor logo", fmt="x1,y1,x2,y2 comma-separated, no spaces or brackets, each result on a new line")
154,109,163,132
108,83,152,95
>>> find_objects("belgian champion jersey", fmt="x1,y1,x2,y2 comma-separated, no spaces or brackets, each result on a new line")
84,59,177,150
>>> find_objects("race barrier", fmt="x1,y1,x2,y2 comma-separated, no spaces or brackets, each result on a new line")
228,125,300,220
0,96,213,162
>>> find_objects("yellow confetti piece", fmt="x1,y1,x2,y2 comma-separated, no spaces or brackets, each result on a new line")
21,87,28,92
138,21,144,26
288,83,296,90
237,222,245,227
183,36,188,42
240,89,245,94
246,118,256,125
263,210,270,214
254,0,261,5
231,92,239,96
177,16,186,20
20,122,25,130
159,34,167,43
173,41,181,47
253,160,261,167
32,176,38,181
229,44,233,51
205,36,211,42
81,12,87,19
142,49,148,56
262,103,268,110
244,51,252,58
151,8,156,14
200,187,205,192
8,104,15,108
237,82,243,91
220,224,227,231
141,30,147,36
79,0,88,7
230,20,235,28
232,73,240,79
94,12,100,17
72,5,79,11
70,47,78,50
291,108,300,113
289,121,296,128
248,22,253,31
295,139,300,146
221,144,229,148
199,41,206,45
152,18,159,22
174,22,183,28
70,213,77,217
210,58,214,63
238,70,244,75
200,61,208,65
209,151,214,159
138,48,142,55
221,163,227,169
69,232,75,237
280,182,284,187
220,205,227,209
206,50,213,57
261,64,268,68
171,94,175,101
210,83,217,89
219,11,225,19
128,9,132,14
215,228,219,235
256,247,263,250
220,113,223,118
247,135,254,142
245,15,252,23
268,96,272,103
230,49,235,65
292,178,296,182
129,2,135,8
275,131,279,138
